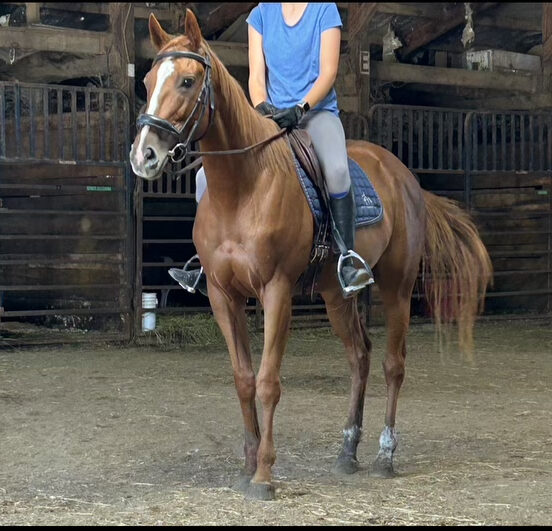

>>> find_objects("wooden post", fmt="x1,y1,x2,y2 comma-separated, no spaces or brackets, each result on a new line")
25,2,40,24
542,3,552,92
108,3,136,136
545,4,552,313
358,35,371,118
348,3,377,117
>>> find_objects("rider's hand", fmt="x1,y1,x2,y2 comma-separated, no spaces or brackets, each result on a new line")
272,104,305,130
254,101,279,117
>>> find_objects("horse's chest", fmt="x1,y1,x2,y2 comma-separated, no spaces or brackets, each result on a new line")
207,239,275,296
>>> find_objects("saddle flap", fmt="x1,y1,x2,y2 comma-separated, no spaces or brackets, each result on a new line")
288,129,326,194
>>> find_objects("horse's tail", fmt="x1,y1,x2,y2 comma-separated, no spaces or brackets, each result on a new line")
422,191,493,357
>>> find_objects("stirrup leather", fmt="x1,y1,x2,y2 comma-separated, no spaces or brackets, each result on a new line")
181,254,204,294
337,250,375,298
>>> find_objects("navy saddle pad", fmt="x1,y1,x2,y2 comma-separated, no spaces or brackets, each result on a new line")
292,155,384,229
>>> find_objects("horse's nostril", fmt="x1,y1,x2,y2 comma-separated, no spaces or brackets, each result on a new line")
145,147,156,161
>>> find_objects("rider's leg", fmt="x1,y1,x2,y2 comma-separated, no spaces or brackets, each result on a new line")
168,167,208,296
300,110,374,292
195,166,207,203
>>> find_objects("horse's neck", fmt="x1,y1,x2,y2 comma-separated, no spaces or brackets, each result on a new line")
201,90,268,159
198,72,285,206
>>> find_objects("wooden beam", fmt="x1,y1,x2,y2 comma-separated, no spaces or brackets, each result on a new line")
476,15,541,32
372,61,541,93
347,3,377,44
0,25,112,55
217,13,247,42
0,53,108,83
375,2,540,31
203,41,250,68
459,93,552,111
137,38,249,67
398,3,497,59
108,3,135,134
200,3,256,37
542,3,552,92
543,4,552,65
375,3,438,19
398,89,552,111
12,2,174,21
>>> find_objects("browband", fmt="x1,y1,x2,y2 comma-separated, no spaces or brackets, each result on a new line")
152,51,211,68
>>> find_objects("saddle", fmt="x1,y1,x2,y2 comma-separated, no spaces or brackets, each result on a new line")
288,129,326,194
286,129,384,300
286,129,336,299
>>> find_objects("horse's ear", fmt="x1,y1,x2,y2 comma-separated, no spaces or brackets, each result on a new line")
184,8,203,51
149,13,171,51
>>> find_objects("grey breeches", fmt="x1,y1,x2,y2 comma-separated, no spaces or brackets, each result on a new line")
194,109,350,203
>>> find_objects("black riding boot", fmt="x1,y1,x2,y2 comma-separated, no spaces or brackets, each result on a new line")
168,255,208,297
330,188,374,295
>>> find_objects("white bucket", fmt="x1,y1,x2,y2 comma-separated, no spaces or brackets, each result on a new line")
142,292,158,332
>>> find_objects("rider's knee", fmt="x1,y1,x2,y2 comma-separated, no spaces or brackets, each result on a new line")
326,162,351,196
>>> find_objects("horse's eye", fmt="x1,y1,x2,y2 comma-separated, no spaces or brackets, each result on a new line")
181,77,195,89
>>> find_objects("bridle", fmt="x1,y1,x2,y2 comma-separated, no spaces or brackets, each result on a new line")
135,49,286,178
136,50,215,166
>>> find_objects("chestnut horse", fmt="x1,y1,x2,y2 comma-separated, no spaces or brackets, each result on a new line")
130,11,492,500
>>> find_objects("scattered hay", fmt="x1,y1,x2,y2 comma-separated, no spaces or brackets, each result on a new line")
145,314,226,347
140,312,343,350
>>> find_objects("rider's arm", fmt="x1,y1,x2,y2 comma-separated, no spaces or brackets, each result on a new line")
248,25,268,108
301,27,341,109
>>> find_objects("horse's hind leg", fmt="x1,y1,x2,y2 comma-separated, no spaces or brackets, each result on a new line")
208,285,260,489
321,286,371,474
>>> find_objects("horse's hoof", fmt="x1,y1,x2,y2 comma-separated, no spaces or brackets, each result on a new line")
244,481,276,501
232,473,252,493
333,455,360,475
370,458,396,478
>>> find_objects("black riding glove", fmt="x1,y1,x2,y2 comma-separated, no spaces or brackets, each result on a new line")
272,104,305,130
254,100,279,117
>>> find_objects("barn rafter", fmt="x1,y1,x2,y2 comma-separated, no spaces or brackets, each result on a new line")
0,3,550,111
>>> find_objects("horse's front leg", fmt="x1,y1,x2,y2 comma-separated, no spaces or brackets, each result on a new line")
208,285,260,489
247,279,293,501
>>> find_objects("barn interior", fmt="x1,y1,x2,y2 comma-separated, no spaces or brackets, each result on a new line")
1,2,551,345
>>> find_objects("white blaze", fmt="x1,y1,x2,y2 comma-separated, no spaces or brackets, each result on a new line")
137,59,176,157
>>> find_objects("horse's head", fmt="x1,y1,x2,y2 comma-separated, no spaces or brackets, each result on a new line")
130,9,213,180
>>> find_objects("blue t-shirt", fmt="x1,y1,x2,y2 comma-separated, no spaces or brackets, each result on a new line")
246,3,342,116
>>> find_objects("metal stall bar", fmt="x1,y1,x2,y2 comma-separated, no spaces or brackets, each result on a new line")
368,105,552,321
464,110,552,317
368,104,469,174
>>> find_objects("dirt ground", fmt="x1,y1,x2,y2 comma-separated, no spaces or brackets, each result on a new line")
1,319,551,526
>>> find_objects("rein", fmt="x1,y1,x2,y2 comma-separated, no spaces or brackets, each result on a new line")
168,127,287,177
137,49,287,179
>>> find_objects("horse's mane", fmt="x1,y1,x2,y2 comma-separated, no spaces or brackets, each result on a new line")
160,35,296,177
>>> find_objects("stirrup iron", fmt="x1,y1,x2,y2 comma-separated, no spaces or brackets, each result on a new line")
337,250,374,298
181,254,204,294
